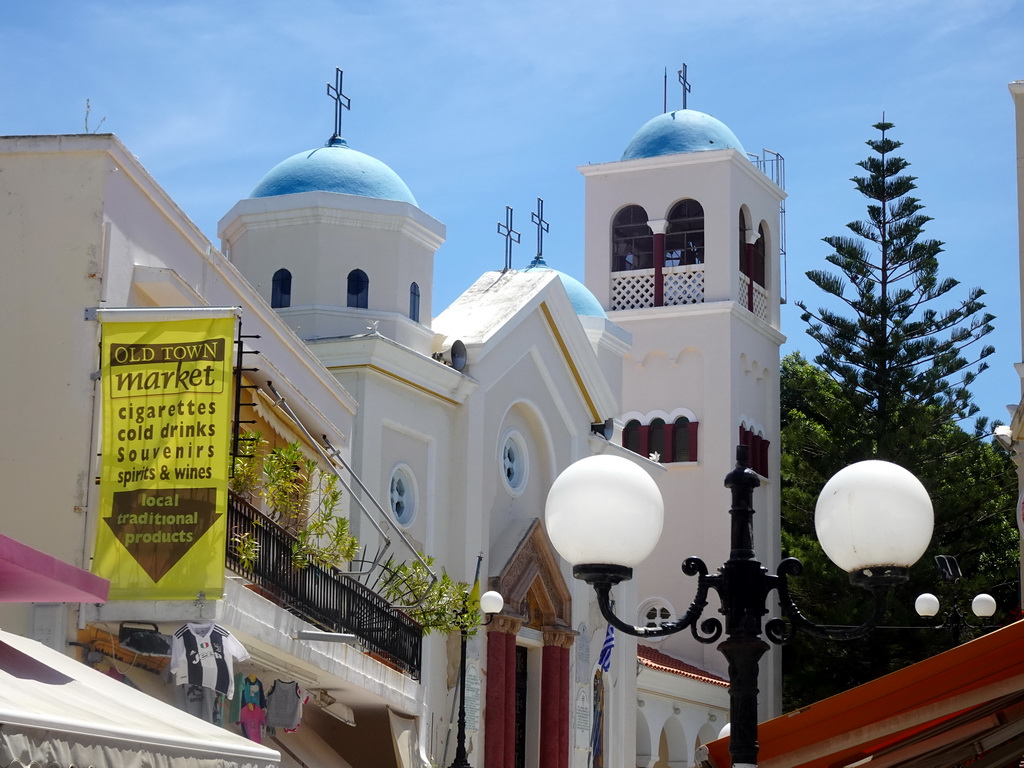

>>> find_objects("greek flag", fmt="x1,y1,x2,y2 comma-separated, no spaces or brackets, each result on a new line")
598,623,614,672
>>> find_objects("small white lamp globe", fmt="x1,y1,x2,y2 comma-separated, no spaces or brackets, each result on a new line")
545,454,664,569
815,460,933,576
480,590,504,616
915,593,940,618
972,593,997,618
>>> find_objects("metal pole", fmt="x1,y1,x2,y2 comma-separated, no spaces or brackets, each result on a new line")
719,445,766,768
449,628,471,768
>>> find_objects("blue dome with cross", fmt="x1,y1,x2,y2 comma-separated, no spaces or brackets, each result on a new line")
524,257,606,318
621,109,746,161
250,137,418,206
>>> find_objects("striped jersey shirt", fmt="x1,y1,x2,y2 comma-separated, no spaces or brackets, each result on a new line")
171,622,249,697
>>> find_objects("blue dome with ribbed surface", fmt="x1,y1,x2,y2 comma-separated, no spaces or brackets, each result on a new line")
250,138,417,205
622,109,745,161
524,259,606,318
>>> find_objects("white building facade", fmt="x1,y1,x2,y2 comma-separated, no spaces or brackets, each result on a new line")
0,85,783,768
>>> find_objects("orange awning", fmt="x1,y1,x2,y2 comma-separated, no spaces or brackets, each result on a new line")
700,619,1024,768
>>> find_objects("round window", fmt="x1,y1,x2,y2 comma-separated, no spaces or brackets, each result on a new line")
389,465,417,526
501,430,529,495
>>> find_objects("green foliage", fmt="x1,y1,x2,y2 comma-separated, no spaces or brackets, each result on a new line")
262,441,318,534
781,120,1015,711
230,431,267,497
230,529,261,572
228,432,359,573
795,120,995,458
291,488,359,570
781,354,1018,710
378,555,478,636
229,433,471,634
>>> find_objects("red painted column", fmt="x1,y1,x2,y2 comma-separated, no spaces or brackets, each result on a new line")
485,631,507,768
653,232,666,307
504,632,516,768
558,645,570,768
540,644,561,768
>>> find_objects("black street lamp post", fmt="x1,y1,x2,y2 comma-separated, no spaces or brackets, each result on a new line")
449,589,504,768
915,555,998,646
545,445,934,768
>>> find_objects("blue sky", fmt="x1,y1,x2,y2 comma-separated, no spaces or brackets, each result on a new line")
3,0,1022,425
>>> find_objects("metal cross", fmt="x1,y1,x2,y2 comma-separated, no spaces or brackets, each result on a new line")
326,67,351,141
497,206,521,272
531,197,549,263
678,64,691,110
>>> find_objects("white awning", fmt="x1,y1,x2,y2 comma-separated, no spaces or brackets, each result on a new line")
389,708,427,768
0,628,279,768
272,727,354,768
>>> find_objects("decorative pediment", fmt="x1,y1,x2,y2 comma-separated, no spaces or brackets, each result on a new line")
490,518,572,633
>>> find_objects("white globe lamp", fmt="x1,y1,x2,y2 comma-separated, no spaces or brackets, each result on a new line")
545,454,664,585
815,460,933,586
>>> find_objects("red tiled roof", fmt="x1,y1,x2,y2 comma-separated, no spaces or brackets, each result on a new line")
637,644,728,687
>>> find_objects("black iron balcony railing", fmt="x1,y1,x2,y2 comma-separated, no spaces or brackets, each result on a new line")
226,492,422,679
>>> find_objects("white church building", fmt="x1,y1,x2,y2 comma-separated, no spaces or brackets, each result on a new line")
0,72,784,768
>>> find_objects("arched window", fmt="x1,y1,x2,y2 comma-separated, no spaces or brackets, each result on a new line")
754,224,766,287
271,268,291,309
649,418,666,461
638,598,675,641
673,417,692,462
612,206,653,271
347,269,368,309
739,425,770,477
409,282,421,322
623,420,642,454
740,218,767,288
665,200,704,266
738,210,748,276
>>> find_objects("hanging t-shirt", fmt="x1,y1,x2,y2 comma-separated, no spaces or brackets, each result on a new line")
170,622,249,698
231,674,266,723
266,679,305,730
239,702,267,743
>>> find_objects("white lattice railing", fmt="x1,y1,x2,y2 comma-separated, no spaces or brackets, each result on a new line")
611,266,705,311
663,265,705,306
611,268,657,310
738,274,769,322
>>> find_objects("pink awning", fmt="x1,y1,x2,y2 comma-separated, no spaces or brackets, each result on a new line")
0,535,109,603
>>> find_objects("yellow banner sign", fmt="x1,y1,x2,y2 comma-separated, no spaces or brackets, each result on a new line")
94,316,235,600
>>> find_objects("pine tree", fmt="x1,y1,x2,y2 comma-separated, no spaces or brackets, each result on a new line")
781,121,1016,710
796,119,994,459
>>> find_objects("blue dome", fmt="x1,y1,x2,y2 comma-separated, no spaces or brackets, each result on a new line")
250,138,417,205
621,109,746,161
525,260,606,318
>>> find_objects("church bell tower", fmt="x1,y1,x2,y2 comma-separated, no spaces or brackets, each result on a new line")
581,100,787,715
